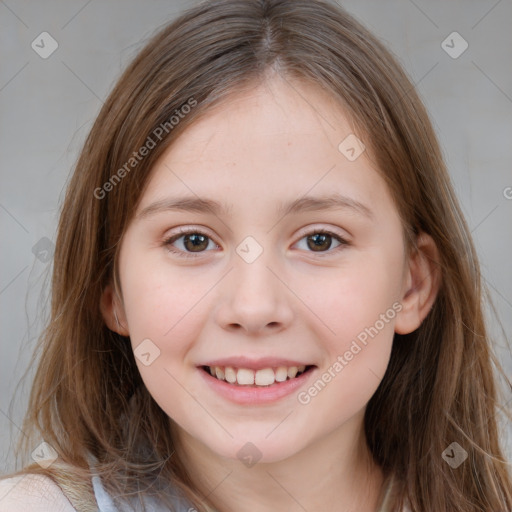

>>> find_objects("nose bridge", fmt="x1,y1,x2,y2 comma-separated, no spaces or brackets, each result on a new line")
232,242,281,307
235,250,276,295
215,237,293,333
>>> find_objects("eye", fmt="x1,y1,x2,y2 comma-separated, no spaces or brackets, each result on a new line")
163,227,349,259
163,228,219,258
294,229,349,254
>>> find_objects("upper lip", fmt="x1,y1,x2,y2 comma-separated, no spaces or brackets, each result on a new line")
199,356,313,370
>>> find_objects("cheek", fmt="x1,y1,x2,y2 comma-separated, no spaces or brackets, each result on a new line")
120,254,215,350
294,250,403,349
295,263,398,419
121,271,212,433
117,241,222,411
291,250,402,416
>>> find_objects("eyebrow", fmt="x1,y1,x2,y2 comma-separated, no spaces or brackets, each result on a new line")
136,193,374,220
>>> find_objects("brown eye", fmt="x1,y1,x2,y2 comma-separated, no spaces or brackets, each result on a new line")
294,229,349,255
306,233,333,252
182,233,209,252
164,229,218,258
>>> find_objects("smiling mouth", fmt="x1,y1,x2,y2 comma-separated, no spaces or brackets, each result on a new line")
201,365,315,387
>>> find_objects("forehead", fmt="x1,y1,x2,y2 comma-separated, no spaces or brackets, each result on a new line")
136,76,393,223
169,77,358,161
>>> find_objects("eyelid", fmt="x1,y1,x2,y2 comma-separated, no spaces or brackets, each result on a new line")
167,225,217,240
295,224,349,241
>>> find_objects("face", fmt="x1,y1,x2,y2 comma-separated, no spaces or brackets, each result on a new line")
111,77,409,464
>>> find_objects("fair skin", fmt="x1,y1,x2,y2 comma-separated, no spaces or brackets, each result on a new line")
101,76,439,512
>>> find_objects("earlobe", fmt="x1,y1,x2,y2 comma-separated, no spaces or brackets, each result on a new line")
394,232,441,335
100,284,130,337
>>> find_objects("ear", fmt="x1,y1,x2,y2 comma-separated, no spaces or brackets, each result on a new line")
100,283,130,336
395,232,441,335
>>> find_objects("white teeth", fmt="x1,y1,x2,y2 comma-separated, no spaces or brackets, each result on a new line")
224,366,237,383
255,368,275,386
207,364,309,386
287,366,298,379
275,366,288,382
237,368,255,385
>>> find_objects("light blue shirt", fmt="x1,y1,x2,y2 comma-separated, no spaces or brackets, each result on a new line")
88,454,195,512
91,474,195,512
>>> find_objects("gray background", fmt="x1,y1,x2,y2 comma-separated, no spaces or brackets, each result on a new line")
1,0,511,473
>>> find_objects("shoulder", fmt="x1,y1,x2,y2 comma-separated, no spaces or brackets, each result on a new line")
0,474,76,512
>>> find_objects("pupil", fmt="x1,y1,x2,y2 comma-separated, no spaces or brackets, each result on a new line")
307,233,331,251
185,234,208,252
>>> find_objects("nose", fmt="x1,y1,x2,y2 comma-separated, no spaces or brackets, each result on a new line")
214,250,294,336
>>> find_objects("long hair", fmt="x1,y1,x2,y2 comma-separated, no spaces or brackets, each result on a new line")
7,1,511,510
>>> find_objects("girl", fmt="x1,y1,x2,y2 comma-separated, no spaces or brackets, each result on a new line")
1,0,511,511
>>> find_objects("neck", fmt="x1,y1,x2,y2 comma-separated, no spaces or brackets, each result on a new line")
173,411,387,512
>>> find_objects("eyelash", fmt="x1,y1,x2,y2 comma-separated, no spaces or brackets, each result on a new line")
163,227,349,259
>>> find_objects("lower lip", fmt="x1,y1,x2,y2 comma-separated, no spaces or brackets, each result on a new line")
198,367,316,405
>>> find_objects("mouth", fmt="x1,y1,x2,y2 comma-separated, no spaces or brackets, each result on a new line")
200,364,315,387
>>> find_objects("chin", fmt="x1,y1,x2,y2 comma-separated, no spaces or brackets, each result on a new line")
204,431,307,466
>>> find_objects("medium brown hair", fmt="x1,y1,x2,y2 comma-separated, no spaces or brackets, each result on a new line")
7,0,512,510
